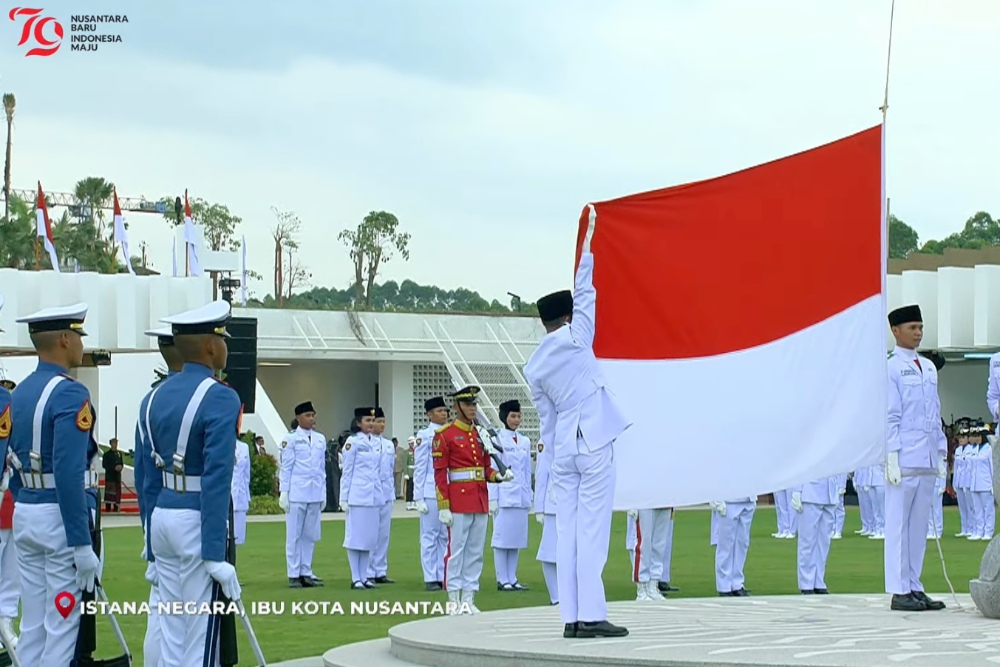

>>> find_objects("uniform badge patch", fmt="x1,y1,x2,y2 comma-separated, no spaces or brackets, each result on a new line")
432,438,440,450
416,438,422,445
0,406,10,439
537,443,543,453
344,443,351,451
76,401,93,432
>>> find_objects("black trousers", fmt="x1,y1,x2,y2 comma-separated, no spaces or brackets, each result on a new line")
405,479,414,502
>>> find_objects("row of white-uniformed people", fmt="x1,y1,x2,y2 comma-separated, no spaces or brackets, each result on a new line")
953,425,995,540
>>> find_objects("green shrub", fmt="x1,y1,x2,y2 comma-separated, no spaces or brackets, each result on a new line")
249,495,283,515
250,451,278,497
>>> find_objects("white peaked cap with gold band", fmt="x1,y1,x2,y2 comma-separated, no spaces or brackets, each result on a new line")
15,302,89,336
159,300,231,338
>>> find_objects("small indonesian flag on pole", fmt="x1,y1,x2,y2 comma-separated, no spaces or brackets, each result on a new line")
112,188,135,275
183,189,202,277
35,181,59,272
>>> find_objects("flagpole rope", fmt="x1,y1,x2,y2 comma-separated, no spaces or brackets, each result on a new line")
880,0,896,120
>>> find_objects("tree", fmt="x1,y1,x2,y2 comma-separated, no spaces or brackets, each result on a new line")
338,211,411,308
159,195,243,295
3,93,14,222
920,211,1000,254
888,214,919,259
270,207,304,306
72,176,117,272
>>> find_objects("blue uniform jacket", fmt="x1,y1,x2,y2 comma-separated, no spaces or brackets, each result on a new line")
7,361,98,548
147,362,241,562
134,370,178,562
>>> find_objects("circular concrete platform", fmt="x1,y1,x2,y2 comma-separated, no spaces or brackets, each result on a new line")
323,594,1000,667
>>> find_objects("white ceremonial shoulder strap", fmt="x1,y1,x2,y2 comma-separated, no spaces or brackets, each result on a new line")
172,377,216,472
30,375,66,471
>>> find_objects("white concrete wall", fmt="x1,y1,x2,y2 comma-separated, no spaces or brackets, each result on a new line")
939,359,991,423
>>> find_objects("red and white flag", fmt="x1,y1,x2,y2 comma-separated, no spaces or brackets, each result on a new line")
112,188,134,275
578,125,886,509
183,189,202,276
35,181,59,272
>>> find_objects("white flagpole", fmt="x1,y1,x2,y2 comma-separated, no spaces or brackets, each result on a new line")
240,235,248,306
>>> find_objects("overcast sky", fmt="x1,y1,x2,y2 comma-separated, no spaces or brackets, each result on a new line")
3,0,997,304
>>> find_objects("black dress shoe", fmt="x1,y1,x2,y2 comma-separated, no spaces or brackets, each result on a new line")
309,575,324,583
732,588,751,597
374,576,394,584
911,591,945,610
499,583,514,591
351,581,366,589
288,577,303,588
890,593,927,611
718,591,735,597
813,588,829,595
800,589,815,595
563,623,578,638
425,582,443,591
658,582,680,592
363,580,377,589
512,582,529,591
576,621,629,638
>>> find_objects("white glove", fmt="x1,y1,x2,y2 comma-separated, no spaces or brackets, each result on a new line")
937,455,947,479
481,436,496,454
791,492,803,513
535,513,545,525
144,561,158,586
499,469,514,482
279,491,289,511
938,484,946,495
710,501,726,517
886,451,902,485
344,504,350,516
0,468,10,494
863,486,872,492
627,509,638,520
204,560,241,601
489,500,498,515
439,508,453,526
839,486,846,496
415,500,429,515
73,545,100,593
403,474,409,480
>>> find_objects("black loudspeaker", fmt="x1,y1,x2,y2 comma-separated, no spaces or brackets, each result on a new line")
225,317,258,414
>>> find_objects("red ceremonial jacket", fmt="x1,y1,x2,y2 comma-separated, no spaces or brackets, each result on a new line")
0,490,13,529
432,420,499,514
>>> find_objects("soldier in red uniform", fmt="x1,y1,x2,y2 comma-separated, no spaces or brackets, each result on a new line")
433,386,514,614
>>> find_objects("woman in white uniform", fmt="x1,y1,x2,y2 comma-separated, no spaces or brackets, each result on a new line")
533,438,558,604
340,407,383,589
490,400,533,591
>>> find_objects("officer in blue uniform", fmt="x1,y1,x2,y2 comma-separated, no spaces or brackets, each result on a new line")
146,301,243,667
6,302,101,667
134,324,183,667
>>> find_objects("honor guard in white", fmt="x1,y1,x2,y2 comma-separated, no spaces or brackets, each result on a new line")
147,301,244,666
532,440,558,605
968,425,995,540
524,245,631,639
772,487,796,539
625,508,670,601
885,304,947,612
6,303,101,666
831,473,847,539
413,397,450,591
710,496,756,596
279,401,327,587
134,324,184,667
866,463,886,540
928,465,946,539
432,386,514,614
792,475,838,594
853,467,873,535
367,407,397,583
341,407,382,589
953,427,973,536
232,436,251,545
489,399,533,591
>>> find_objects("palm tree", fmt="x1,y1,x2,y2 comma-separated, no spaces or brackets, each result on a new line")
0,193,36,268
3,93,15,222
72,176,117,272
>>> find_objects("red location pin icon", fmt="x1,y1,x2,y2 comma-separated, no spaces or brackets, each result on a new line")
55,592,76,619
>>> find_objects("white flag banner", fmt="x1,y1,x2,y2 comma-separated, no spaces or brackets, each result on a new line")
35,182,59,272
183,190,202,277
171,238,178,277
112,189,135,274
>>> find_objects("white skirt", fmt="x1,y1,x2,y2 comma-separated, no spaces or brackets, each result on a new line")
343,505,379,551
536,514,557,563
491,507,529,549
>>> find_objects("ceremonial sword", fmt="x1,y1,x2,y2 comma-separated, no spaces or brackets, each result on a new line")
236,600,268,666
0,623,23,667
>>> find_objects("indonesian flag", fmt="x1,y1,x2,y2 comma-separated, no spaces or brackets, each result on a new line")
183,189,202,277
580,125,886,509
35,181,59,272
112,188,135,274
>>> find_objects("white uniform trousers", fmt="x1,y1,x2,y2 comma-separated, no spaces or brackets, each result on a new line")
784,490,799,535
884,475,935,595
444,512,488,592
418,497,448,583
13,503,80,667
867,486,886,534
233,510,247,546
834,495,845,534
714,502,754,593
285,501,321,578
344,505,379,583
858,487,873,532
492,507,529,585
149,507,222,667
972,491,996,539
660,514,674,584
367,501,393,579
144,579,163,667
709,510,719,546
774,492,790,534
928,478,945,537
552,444,615,625
536,514,558,604
958,486,971,534
796,503,834,590
0,528,21,618
627,509,670,583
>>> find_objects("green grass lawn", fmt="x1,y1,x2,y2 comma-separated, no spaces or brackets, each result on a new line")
90,507,984,666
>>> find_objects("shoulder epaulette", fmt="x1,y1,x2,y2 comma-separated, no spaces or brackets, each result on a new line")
435,422,452,434
60,373,77,382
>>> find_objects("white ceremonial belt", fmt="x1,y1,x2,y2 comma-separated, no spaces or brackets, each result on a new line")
448,469,484,482
19,471,99,490
162,471,201,492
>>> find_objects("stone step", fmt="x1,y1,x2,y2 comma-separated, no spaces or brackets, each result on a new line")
323,639,412,667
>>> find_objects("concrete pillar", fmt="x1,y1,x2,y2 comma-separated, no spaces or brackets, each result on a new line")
378,361,414,442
